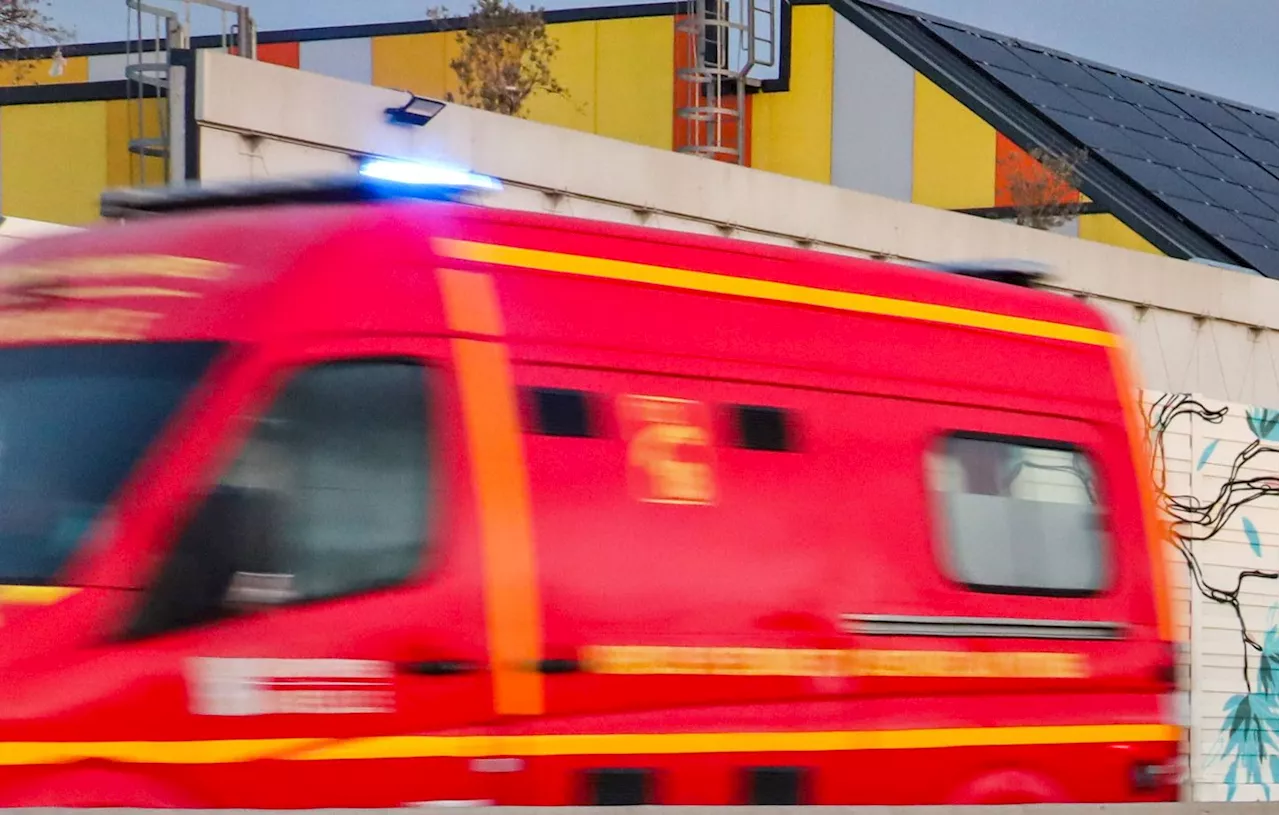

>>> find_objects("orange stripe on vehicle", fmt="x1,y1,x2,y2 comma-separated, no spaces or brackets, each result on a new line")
435,239,1116,348
440,268,544,716
0,725,1180,765
1107,340,1174,642
438,268,505,336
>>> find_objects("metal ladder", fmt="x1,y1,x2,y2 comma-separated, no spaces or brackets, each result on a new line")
124,0,258,186
675,0,777,165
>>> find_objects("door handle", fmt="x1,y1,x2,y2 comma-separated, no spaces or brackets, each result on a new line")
399,660,483,676
535,658,581,674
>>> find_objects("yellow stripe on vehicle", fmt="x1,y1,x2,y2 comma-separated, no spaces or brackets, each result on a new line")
0,585,79,605
434,239,1117,348
0,724,1181,766
0,737,330,766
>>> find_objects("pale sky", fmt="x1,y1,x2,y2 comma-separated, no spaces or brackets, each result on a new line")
45,0,1279,111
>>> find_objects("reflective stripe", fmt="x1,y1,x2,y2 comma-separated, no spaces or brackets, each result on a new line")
434,239,1117,348
0,585,78,605
438,268,545,716
0,724,1181,765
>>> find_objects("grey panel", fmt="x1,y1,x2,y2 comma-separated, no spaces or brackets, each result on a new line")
1180,172,1274,218
1206,126,1280,169
924,22,1033,74
1119,129,1223,176
984,68,1095,117
1041,110,1150,158
1105,153,1222,201
1067,91,1166,135
1233,110,1280,143
1083,67,1184,115
299,38,373,85
1202,154,1280,193
1143,109,1223,147
88,53,130,83
1158,88,1256,133
1253,190,1279,213
830,16,915,201
1161,195,1269,244
1228,239,1280,279
1240,213,1279,246
1007,47,1112,96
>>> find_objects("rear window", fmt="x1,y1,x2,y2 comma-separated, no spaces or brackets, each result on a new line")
927,434,1105,595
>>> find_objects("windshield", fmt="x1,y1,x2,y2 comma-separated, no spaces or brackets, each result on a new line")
0,342,221,585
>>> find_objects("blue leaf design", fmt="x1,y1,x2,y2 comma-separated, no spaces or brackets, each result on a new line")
1243,517,1263,556
1197,439,1220,470
1271,754,1278,787
1247,407,1280,442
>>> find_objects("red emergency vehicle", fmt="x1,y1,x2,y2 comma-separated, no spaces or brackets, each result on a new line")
0,162,1180,807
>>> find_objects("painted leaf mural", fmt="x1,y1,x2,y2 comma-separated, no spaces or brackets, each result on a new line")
1244,517,1263,557
1198,438,1220,470
1147,394,1278,801
1247,407,1280,443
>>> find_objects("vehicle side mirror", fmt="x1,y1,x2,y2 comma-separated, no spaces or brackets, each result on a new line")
126,484,287,639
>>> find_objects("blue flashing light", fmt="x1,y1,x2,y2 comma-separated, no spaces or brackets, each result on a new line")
358,158,502,193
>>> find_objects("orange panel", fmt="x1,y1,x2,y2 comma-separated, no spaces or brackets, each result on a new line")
672,14,696,153
671,15,752,166
248,42,300,68
994,133,1079,207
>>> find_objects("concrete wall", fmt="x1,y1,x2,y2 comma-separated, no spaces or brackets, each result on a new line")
190,58,1280,803
0,215,80,254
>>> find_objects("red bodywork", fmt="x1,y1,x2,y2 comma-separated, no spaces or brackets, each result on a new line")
0,199,1179,806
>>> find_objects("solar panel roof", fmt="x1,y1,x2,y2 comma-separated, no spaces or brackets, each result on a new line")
842,1,1278,278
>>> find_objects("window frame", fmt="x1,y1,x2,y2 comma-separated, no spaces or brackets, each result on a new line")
925,429,1113,599
126,353,445,638
237,356,440,605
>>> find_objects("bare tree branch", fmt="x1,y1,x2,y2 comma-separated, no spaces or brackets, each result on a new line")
0,0,73,83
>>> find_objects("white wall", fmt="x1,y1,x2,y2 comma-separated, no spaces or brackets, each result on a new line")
0,216,81,255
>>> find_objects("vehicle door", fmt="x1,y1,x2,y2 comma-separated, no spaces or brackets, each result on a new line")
83,336,494,807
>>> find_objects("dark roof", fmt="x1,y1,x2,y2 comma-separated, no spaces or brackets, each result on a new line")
838,0,1278,279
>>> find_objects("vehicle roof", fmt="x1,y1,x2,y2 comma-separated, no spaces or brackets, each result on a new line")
0,198,1115,350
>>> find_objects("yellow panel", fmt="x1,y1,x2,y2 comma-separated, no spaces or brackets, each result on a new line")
0,55,89,87
911,73,996,209
1,102,108,225
522,21,597,131
750,5,834,183
104,98,166,189
1078,213,1163,255
593,17,673,150
371,33,455,98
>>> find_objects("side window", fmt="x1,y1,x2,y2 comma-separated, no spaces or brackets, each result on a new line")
926,434,1105,596
129,360,432,638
